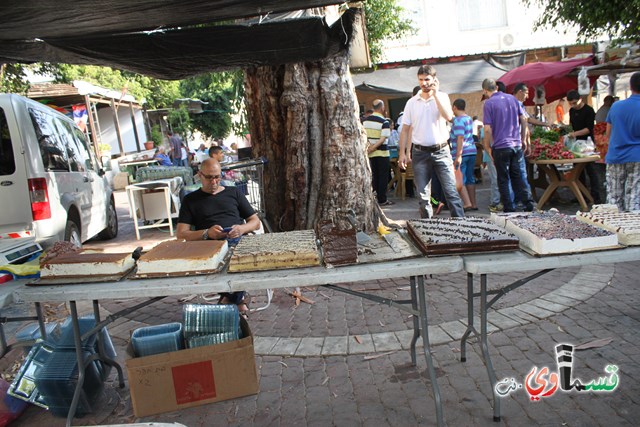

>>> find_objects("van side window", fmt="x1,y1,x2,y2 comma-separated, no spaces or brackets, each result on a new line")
29,108,69,171
59,119,86,172
0,108,16,176
71,127,98,172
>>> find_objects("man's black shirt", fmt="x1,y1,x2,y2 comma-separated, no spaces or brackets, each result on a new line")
178,187,256,231
569,104,595,140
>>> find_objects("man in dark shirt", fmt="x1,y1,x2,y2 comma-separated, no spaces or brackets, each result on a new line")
177,158,260,317
567,90,604,204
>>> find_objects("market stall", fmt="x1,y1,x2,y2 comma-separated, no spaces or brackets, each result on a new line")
4,211,640,425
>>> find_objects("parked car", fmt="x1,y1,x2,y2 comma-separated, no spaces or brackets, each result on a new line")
0,93,118,251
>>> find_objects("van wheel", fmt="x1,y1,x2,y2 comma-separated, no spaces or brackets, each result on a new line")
64,220,81,247
99,199,118,240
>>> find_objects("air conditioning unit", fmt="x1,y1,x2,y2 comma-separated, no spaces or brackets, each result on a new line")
499,33,515,50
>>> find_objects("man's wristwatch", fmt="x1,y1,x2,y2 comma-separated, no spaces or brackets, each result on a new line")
202,229,210,240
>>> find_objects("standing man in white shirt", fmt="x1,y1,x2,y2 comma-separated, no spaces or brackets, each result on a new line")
398,65,464,218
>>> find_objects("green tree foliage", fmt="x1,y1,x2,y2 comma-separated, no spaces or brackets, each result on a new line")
363,0,415,63
523,0,640,43
167,105,192,140
0,63,57,94
179,71,244,139
52,64,180,109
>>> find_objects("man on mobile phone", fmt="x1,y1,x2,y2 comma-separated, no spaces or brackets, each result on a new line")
398,65,464,218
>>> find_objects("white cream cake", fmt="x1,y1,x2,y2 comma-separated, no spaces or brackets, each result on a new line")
504,212,618,255
576,210,640,246
40,250,135,278
591,204,619,213
228,229,320,272
490,212,532,228
136,240,228,276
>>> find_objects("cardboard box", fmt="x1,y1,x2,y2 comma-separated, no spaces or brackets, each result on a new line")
125,319,258,417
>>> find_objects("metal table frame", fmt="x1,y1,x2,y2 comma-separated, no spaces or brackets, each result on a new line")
11,256,463,427
460,247,640,422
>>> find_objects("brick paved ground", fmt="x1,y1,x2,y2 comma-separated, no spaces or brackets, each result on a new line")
6,173,640,426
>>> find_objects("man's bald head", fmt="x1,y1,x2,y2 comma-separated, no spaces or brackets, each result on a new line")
200,158,221,173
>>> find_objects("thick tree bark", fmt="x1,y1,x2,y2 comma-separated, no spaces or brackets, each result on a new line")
244,48,378,232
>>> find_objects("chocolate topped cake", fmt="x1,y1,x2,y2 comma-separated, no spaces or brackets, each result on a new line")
316,221,357,267
40,250,135,278
228,230,320,272
136,240,228,277
406,217,520,256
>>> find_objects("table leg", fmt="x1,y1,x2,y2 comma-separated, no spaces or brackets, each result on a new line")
479,274,500,422
460,272,477,362
536,164,560,210
416,275,444,427
409,276,420,366
566,163,590,211
163,188,174,236
35,302,47,340
92,301,124,388
126,187,141,240
67,301,90,427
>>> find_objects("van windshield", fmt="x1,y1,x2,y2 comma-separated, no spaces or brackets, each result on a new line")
0,108,16,176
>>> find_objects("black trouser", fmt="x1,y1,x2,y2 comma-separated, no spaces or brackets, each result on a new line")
579,162,606,204
370,156,391,203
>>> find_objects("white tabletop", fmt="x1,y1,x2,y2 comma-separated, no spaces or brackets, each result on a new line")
463,246,640,275
0,279,27,308
12,256,463,304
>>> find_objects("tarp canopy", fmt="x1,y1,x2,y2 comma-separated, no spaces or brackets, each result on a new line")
498,56,597,105
353,60,506,95
0,0,350,80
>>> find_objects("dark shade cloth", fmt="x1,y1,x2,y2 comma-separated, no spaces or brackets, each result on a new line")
0,0,344,39
0,3,354,80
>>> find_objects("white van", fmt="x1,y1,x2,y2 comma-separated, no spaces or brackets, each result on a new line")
0,94,118,251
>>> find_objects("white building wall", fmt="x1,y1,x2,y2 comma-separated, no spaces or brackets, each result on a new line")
382,0,582,62
97,106,148,155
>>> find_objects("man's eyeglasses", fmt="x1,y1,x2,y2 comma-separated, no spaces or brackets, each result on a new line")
200,173,221,181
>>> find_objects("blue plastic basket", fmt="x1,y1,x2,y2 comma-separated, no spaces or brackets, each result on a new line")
52,315,116,380
34,349,103,417
131,322,184,357
15,322,60,353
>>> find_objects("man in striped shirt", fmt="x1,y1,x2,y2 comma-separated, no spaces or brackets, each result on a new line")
364,100,393,206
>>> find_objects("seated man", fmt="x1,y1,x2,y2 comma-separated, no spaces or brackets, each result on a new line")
209,145,232,164
177,159,260,318
154,146,173,166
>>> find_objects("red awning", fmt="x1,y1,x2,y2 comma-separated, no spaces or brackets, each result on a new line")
498,56,597,105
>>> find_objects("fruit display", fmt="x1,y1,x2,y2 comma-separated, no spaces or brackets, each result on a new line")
528,127,573,160
593,122,608,160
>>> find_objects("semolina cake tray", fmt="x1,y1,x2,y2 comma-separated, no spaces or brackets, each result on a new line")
228,230,320,272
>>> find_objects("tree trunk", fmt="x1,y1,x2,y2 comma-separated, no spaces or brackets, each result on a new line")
244,48,378,232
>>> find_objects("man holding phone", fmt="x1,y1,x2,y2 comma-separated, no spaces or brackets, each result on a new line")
398,65,465,218
177,158,260,317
